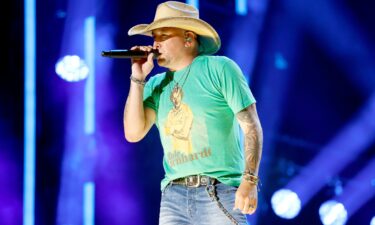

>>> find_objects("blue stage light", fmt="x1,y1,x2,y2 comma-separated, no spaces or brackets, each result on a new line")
24,0,36,224
235,0,247,15
319,200,347,225
83,182,95,225
275,52,288,70
186,0,198,9
55,55,89,82
370,216,375,225
271,189,301,219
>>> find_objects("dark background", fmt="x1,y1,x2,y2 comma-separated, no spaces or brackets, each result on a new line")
2,0,375,224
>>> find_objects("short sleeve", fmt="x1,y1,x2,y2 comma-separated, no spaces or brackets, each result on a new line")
219,58,256,113
143,79,158,113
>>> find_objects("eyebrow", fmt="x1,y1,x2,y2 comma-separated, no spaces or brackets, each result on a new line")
152,28,181,35
152,30,169,35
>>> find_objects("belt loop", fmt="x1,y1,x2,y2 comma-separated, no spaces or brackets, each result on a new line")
205,183,217,201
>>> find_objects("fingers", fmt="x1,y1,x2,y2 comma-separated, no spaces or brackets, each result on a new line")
233,192,243,211
244,199,257,215
234,193,258,215
131,45,155,63
241,198,251,214
234,199,257,214
131,45,154,52
147,50,155,62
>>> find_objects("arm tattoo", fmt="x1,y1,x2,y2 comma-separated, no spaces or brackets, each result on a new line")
236,104,263,175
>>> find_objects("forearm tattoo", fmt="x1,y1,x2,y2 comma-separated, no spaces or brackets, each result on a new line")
236,105,263,175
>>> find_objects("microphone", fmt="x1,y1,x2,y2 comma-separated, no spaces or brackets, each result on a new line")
101,49,159,59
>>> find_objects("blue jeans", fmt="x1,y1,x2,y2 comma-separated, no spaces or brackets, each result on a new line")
159,182,249,225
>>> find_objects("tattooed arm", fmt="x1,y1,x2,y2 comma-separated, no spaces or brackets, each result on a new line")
237,103,263,175
233,103,263,214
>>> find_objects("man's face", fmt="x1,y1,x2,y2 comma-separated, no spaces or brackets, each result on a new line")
152,27,186,69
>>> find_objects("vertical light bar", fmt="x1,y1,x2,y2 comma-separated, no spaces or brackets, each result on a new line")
236,0,248,15
83,182,95,225
83,16,96,225
186,0,199,9
23,0,36,223
84,16,96,135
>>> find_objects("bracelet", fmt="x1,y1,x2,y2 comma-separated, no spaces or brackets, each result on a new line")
242,171,261,191
130,75,146,86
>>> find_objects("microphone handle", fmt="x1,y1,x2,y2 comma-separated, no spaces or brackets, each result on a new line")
101,49,159,58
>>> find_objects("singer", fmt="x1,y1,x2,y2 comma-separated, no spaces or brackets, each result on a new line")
123,1,263,225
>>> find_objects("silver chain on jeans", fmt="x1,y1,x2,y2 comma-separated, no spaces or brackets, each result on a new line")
205,184,239,225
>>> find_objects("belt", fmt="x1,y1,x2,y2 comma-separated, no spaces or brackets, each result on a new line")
171,175,218,187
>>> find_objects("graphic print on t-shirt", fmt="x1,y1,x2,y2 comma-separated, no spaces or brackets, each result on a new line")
164,86,193,154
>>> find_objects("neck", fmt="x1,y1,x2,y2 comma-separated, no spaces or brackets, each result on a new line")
169,53,198,71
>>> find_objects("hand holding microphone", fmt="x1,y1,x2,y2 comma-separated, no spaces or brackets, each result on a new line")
102,46,159,82
120,46,157,82
132,46,157,81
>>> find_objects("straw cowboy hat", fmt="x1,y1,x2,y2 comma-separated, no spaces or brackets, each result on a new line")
128,1,221,55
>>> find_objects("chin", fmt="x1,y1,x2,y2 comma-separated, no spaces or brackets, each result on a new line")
157,58,167,67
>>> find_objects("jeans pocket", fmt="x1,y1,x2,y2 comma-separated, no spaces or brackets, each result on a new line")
215,182,238,194
205,184,243,225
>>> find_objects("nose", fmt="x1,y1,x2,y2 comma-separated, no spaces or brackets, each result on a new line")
153,41,161,49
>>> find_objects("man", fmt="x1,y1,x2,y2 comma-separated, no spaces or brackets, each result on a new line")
123,1,263,224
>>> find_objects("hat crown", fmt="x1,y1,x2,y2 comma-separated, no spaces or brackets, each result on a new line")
154,1,199,21
128,1,221,55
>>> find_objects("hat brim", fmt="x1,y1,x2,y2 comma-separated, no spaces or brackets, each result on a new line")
128,17,221,55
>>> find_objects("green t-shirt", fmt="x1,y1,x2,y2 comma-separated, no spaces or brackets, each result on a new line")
143,55,256,190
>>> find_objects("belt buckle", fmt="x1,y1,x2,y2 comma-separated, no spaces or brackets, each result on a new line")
186,175,201,187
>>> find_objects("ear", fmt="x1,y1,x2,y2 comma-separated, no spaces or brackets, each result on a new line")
184,31,199,51
184,31,196,42
184,36,192,48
